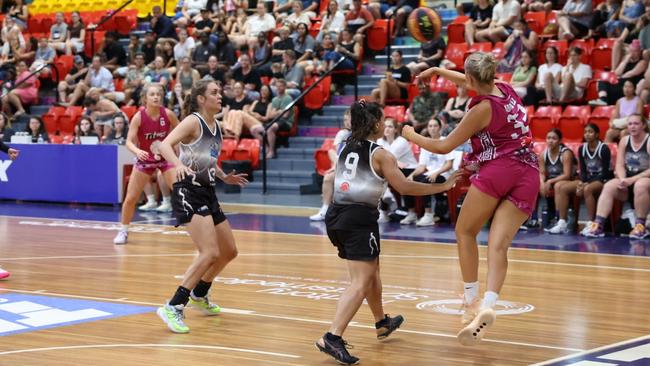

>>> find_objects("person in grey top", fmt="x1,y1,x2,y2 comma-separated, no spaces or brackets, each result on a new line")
49,11,68,52
156,79,248,334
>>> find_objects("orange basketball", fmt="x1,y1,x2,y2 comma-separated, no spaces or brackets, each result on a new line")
406,7,442,43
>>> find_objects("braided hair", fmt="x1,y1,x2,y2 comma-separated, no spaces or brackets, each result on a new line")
182,79,215,119
348,99,383,145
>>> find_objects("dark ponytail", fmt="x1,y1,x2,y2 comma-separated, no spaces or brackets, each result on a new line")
349,100,383,144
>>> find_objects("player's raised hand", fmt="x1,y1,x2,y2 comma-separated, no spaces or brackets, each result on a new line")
401,125,417,141
223,170,249,187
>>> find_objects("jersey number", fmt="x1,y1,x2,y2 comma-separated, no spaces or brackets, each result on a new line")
342,153,359,180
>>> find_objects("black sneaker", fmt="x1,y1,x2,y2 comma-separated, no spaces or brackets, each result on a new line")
315,333,359,365
375,314,404,340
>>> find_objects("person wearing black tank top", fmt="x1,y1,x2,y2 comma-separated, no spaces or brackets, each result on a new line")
315,100,459,365
539,129,576,229
585,114,650,239
156,80,249,334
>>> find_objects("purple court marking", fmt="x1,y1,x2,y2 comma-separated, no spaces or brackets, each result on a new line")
540,335,650,365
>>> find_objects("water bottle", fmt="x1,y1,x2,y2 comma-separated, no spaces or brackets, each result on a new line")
37,135,44,144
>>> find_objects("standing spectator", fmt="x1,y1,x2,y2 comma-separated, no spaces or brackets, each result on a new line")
65,11,85,55
534,46,562,104
3,61,37,117
151,6,178,41
57,55,88,104
64,55,115,106
511,50,537,102
475,0,520,43
406,37,446,76
406,80,444,134
0,112,14,142
496,18,538,73
370,50,411,107
464,0,494,46
543,47,592,104
101,32,128,73
48,12,69,53
345,0,374,36
192,32,217,74
556,0,593,40
266,79,294,158
604,80,644,142
25,117,50,143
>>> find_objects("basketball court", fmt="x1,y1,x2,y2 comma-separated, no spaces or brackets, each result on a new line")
1,201,649,365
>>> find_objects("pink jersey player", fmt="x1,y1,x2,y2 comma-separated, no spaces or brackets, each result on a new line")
136,105,174,174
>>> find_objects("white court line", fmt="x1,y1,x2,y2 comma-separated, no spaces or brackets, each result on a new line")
0,288,582,353
5,214,650,261
530,334,650,365
0,344,300,358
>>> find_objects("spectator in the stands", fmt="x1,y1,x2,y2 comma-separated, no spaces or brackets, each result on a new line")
475,0,520,43
534,46,562,104
231,3,277,49
245,84,274,127
192,32,216,74
168,82,185,116
8,0,28,30
385,0,419,38
345,0,374,36
604,80,644,142
266,78,294,158
201,55,226,84
83,93,122,139
58,55,88,104
556,0,593,40
215,28,237,66
406,37,446,76
113,52,149,106
292,23,316,63
222,81,264,140
1,17,23,46
173,28,195,65
48,12,68,53
25,117,49,143
158,39,177,75
252,32,272,68
406,80,443,134
101,32,128,73
233,53,262,99
544,47,592,104
464,0,494,46
0,112,14,142
74,116,99,144
0,32,26,68
591,39,647,105
317,0,346,42
176,56,201,94
145,56,171,89
401,118,454,226
105,114,129,145
522,0,553,12
324,28,362,93
440,84,471,135
261,26,294,76
371,50,411,107
606,0,644,37
274,50,305,99
3,61,37,117
194,8,215,36
30,37,55,77
64,55,115,107
175,0,208,27
592,0,621,38
511,49,537,102
127,33,141,64
141,31,157,65
284,1,313,32
65,11,85,55
151,6,177,41
496,18,538,73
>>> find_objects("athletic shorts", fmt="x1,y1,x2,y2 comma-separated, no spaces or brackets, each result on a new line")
470,158,540,216
326,228,381,261
171,182,227,227
135,160,174,175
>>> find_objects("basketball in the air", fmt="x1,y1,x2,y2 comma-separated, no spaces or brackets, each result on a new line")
406,7,442,43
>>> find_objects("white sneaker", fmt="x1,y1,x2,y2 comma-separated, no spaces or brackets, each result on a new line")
400,212,417,225
547,220,568,234
155,201,172,212
580,221,593,236
0,267,10,280
138,201,158,211
416,213,435,226
309,211,326,221
113,229,128,245
457,308,496,346
378,211,390,223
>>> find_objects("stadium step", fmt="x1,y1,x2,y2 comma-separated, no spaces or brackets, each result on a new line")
288,136,326,148
266,158,315,171
298,126,340,138
252,169,314,184
242,181,305,194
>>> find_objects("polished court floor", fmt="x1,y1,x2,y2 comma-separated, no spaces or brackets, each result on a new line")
0,202,649,365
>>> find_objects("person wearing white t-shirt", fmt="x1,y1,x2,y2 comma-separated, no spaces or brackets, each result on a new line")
173,29,196,63
401,118,454,226
377,118,419,222
544,47,592,103
535,46,563,102
231,3,277,49
476,0,521,42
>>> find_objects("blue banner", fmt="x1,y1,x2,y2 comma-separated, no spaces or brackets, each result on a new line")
0,144,120,204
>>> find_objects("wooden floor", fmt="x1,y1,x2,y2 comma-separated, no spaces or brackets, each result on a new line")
1,213,649,365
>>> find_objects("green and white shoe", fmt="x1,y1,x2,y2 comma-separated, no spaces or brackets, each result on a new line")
188,295,221,316
157,303,190,333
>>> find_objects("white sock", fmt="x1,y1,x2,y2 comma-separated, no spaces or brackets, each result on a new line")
121,224,129,232
162,195,171,203
146,194,156,203
320,204,329,214
464,281,479,304
481,291,499,309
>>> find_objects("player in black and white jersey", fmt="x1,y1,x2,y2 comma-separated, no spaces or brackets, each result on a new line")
315,100,460,365
156,79,248,334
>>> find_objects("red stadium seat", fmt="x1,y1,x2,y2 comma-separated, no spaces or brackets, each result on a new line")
383,105,406,123
530,106,561,141
120,106,138,121
431,76,457,98
447,15,469,43
314,138,335,175
218,138,238,166
569,39,594,64
42,106,66,135
445,43,468,70
590,39,617,70
233,138,261,169
539,39,568,65
524,11,546,34
496,73,512,82
368,19,393,51
588,106,615,134
558,105,590,142
491,42,506,60
59,106,84,135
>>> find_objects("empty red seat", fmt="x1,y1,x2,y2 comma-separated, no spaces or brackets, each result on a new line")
120,105,138,120
58,106,83,135
588,105,615,134
524,11,546,34
314,138,335,175
445,43,468,70
233,138,261,169
42,106,66,135
384,105,406,123
218,138,238,166
491,42,507,60
431,76,457,98
367,19,392,51
559,106,591,142
530,106,561,141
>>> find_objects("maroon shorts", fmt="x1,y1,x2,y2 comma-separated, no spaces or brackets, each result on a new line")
135,160,174,175
470,158,540,216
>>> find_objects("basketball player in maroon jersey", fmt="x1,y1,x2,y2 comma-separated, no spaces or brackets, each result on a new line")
0,140,18,279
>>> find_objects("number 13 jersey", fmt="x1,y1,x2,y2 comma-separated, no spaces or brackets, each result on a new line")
333,140,387,208
178,113,223,187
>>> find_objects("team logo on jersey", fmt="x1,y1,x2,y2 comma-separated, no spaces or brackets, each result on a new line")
210,144,219,158
340,182,350,192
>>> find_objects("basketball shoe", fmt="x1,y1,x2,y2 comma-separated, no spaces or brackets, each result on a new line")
188,295,221,315
315,333,359,365
375,314,404,339
583,222,605,238
138,200,158,211
629,224,649,239
157,303,190,333
460,298,481,325
457,308,496,346
0,266,10,280
113,229,128,245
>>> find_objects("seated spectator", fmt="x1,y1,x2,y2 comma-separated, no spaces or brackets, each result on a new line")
406,37,446,76
464,0,494,46
252,32,272,68
324,29,363,94
58,55,88,105
48,12,68,53
522,0,552,12
245,84,274,126
112,52,149,106
317,0,346,42
310,33,337,75
168,82,185,117
592,0,621,38
262,26,294,76
64,55,115,107
194,8,215,35
385,0,419,38
174,0,208,28
475,0,520,43
547,124,611,234
173,28,196,65
141,31,157,65
157,39,177,75
192,32,217,74
176,57,201,95
74,116,100,144
201,55,227,84
2,61,37,117
606,0,644,37
556,0,593,40
406,80,444,134
151,6,178,42
293,23,316,63
345,0,374,36
65,11,85,55
266,79,295,158
584,114,650,239
105,114,129,145
511,50,537,102
274,0,294,20
543,47,592,104
440,84,470,133
230,3,277,49
30,37,55,76
225,8,248,37
8,0,28,30
1,17,24,46
83,94,122,139
271,50,305,99
145,56,171,89
401,118,453,226
214,29,237,67
604,80,644,142
591,39,647,105
0,32,26,70
0,112,14,142
25,117,50,143
534,46,562,104
223,82,266,141
377,118,419,222
538,129,576,228
371,50,411,106
496,18,538,73
233,53,262,99
284,1,314,32
310,109,351,221
101,32,128,73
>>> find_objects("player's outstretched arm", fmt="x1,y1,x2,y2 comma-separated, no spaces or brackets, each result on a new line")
416,66,467,87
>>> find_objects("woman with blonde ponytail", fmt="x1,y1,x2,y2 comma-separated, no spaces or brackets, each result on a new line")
403,52,540,346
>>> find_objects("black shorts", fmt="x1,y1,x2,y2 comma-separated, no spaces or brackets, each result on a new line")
327,228,381,261
171,182,227,227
